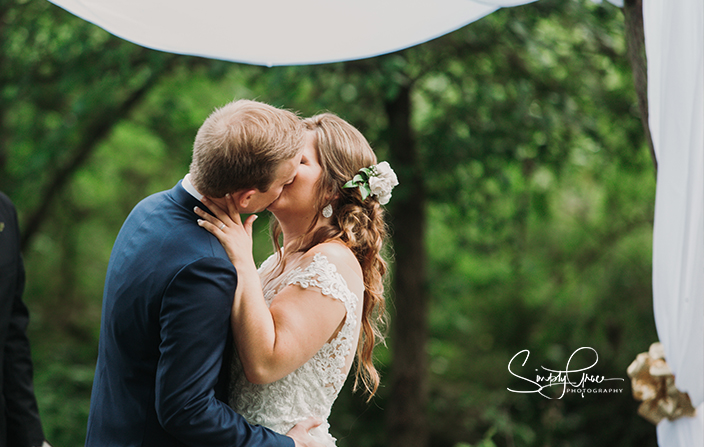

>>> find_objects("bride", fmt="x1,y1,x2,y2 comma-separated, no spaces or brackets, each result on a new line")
195,113,398,446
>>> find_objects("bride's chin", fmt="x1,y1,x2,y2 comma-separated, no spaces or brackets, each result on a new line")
266,197,284,212
268,198,298,216
268,208,301,227
267,202,281,213
267,206,287,221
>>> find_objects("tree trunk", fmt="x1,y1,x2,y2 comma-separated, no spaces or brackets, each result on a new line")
384,83,429,447
623,0,656,171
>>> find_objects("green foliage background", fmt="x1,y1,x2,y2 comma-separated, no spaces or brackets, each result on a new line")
1,0,658,445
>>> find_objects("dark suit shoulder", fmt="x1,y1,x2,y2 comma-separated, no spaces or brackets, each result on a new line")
0,192,20,268
0,191,19,229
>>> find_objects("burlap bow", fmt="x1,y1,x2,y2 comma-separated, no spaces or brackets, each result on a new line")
627,342,696,424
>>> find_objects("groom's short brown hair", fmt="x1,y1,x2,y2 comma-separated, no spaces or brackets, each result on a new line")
189,99,303,197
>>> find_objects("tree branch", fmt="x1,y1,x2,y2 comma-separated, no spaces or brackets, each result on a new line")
20,56,178,249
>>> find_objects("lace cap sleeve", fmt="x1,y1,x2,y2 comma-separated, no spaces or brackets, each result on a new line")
257,252,279,275
284,252,359,319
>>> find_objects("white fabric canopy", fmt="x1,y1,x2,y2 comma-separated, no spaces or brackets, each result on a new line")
46,0,535,66
645,0,704,445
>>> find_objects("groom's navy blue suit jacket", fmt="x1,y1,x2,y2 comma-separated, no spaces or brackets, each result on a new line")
86,182,292,447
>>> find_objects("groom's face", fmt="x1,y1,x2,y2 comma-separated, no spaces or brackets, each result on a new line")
240,151,302,213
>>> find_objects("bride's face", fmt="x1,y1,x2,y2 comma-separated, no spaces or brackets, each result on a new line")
268,131,323,219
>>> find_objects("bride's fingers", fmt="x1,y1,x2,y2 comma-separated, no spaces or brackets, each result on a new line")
200,196,238,227
293,417,323,433
211,194,242,226
193,205,222,228
203,195,244,228
193,207,228,235
243,214,258,239
196,215,222,235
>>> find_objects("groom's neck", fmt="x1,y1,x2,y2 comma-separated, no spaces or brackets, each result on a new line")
184,173,243,214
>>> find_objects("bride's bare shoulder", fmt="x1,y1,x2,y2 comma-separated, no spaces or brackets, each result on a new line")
304,241,362,279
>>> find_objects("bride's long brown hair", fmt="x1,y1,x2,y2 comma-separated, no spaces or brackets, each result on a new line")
270,113,388,399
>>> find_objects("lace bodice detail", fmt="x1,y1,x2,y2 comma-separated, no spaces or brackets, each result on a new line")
229,252,359,446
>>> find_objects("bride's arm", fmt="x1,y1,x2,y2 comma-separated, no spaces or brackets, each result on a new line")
194,197,358,384
231,254,350,384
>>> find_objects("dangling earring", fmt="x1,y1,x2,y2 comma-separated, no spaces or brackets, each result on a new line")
322,204,333,218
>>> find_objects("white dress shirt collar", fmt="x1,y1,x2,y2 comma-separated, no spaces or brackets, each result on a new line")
181,174,203,201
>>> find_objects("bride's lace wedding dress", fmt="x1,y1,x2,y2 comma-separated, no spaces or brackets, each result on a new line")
228,252,360,446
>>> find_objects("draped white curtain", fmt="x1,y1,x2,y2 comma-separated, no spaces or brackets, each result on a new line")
46,0,535,66
645,0,704,445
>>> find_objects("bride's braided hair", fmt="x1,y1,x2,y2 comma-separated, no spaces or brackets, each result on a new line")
270,113,388,399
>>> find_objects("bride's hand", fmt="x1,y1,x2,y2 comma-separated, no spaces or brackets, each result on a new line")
287,418,324,447
194,194,258,269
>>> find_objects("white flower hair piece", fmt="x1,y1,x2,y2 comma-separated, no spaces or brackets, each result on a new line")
342,161,399,205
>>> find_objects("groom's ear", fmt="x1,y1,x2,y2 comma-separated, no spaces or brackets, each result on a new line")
233,189,257,209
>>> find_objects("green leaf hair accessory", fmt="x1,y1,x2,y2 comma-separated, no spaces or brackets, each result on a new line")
343,161,399,205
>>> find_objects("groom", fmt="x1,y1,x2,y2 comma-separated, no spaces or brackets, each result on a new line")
86,99,319,447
